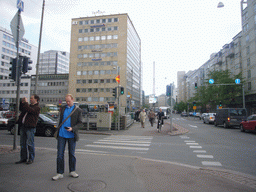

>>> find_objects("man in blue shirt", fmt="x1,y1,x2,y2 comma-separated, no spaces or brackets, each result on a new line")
52,94,83,181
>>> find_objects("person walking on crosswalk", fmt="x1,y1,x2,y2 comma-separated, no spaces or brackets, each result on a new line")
139,109,147,128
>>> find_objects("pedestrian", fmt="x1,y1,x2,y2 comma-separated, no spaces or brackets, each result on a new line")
148,109,156,127
157,108,165,131
135,109,141,122
15,94,40,164
52,94,83,181
139,109,147,128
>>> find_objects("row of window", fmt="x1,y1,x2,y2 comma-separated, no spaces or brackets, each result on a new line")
77,52,118,59
3,34,32,50
78,35,118,42
79,26,118,33
76,87,115,93
75,97,115,102
79,18,118,25
77,79,116,84
0,90,28,94
2,47,31,57
34,89,68,94
77,61,118,67
76,70,117,76
78,43,117,50
0,82,28,87
37,81,68,87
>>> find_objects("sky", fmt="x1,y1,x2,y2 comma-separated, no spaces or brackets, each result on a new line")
0,0,243,96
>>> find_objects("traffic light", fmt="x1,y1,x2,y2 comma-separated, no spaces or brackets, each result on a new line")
219,101,222,107
22,56,32,74
112,87,117,98
120,87,124,95
166,85,171,96
9,57,17,81
193,101,196,106
195,83,198,89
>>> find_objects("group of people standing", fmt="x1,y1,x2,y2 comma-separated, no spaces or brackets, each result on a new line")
15,93,83,181
135,108,165,130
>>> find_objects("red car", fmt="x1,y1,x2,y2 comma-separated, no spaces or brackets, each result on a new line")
240,114,256,132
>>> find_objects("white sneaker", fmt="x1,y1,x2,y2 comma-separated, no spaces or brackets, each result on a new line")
52,174,63,181
70,171,79,178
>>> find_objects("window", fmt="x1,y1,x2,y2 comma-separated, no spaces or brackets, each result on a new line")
96,19,100,23
90,28,94,32
95,36,100,41
106,79,110,83
102,19,106,23
94,79,98,83
108,18,112,23
246,35,249,42
100,79,104,83
88,97,92,101
113,35,118,39
90,36,94,41
100,70,105,75
102,27,106,31
88,70,93,75
82,71,87,75
248,70,251,78
82,79,86,83
83,54,88,58
114,26,118,30
76,88,81,92
93,97,98,102
77,71,81,75
84,20,89,25
114,18,118,22
96,28,100,32
246,46,250,55
79,29,83,33
247,58,250,66
88,89,92,92
106,88,110,92
94,88,98,92
90,20,94,24
82,88,86,92
78,38,83,42
77,80,81,84
88,80,92,83
100,97,104,102
84,29,88,33
108,27,112,31
101,36,106,40
107,35,112,40
100,88,104,92
89,53,94,58
94,70,99,75
84,37,88,42
248,82,251,90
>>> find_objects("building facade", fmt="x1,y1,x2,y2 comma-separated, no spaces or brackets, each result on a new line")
39,50,69,74
69,13,141,109
0,26,37,104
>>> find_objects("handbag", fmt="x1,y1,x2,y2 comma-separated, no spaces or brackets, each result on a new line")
54,106,78,139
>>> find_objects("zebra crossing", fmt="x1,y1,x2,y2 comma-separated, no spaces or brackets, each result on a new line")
85,135,153,154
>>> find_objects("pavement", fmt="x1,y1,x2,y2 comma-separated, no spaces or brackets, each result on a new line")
0,120,256,192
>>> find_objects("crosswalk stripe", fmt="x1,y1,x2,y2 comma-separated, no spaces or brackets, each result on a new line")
94,141,150,147
99,139,151,144
86,144,149,150
202,161,222,166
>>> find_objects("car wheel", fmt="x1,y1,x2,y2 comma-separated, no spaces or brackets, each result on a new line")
214,121,217,127
203,120,205,124
44,127,53,137
223,122,228,128
240,124,245,132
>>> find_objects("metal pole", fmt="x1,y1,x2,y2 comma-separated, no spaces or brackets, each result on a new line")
118,66,120,131
34,0,45,94
242,84,245,108
13,10,21,150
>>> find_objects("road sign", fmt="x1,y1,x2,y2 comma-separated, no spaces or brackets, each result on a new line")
17,0,24,12
209,79,214,84
193,106,196,110
115,75,120,83
235,79,241,84
10,11,25,48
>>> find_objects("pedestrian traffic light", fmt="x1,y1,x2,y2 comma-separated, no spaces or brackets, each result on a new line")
22,56,32,74
112,87,117,98
9,57,17,81
219,101,222,107
195,83,198,89
120,87,124,95
193,101,196,106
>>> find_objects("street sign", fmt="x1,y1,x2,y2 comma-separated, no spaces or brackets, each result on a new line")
10,11,25,48
115,75,120,83
235,79,241,84
17,0,24,12
193,106,196,110
209,79,214,84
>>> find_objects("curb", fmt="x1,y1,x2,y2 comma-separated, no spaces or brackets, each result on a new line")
166,122,189,136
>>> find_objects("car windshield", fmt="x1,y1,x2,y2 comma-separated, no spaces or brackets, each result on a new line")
39,114,56,123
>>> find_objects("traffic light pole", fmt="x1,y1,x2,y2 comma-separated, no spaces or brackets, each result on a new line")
13,9,22,150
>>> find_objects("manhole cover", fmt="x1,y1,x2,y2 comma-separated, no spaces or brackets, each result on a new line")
68,180,107,192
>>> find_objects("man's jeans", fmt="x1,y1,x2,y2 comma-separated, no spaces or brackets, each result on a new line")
57,136,76,174
20,125,36,161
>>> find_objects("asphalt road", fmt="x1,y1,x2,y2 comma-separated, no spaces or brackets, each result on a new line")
0,114,255,178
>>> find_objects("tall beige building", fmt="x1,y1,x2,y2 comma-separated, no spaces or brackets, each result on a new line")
69,14,141,110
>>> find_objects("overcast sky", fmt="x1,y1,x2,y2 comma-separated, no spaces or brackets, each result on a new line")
0,0,242,96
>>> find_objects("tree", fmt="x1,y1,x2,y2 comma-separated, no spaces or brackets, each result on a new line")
174,101,187,112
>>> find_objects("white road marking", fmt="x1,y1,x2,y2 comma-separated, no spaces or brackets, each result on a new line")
94,141,150,147
189,146,202,149
197,155,214,158
193,150,206,153
86,144,149,150
184,140,196,143
188,124,198,128
186,143,199,145
180,136,190,139
202,161,222,166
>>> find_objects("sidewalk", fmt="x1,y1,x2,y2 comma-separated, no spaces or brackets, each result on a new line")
0,145,255,192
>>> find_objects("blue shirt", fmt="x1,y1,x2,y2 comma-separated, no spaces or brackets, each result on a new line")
59,105,75,138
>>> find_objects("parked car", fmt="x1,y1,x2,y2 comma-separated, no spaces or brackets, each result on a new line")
189,112,193,116
3,111,16,119
0,117,8,129
195,112,201,119
240,114,256,132
203,113,216,124
7,114,58,137
201,113,208,121
214,108,247,128
181,112,188,117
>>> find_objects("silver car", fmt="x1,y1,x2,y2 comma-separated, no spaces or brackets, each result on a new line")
203,113,216,124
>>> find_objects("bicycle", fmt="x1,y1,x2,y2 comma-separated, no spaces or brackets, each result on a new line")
157,116,163,133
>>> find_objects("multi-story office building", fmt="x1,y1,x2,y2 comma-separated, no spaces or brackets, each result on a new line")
0,26,37,104
39,50,69,74
69,13,141,109
31,74,69,106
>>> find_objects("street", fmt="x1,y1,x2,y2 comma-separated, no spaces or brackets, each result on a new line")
0,114,255,177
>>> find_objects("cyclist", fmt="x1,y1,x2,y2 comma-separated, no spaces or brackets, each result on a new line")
157,108,165,131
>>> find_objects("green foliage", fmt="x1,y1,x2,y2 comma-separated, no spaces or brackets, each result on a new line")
191,70,244,111
41,106,50,114
174,101,187,112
